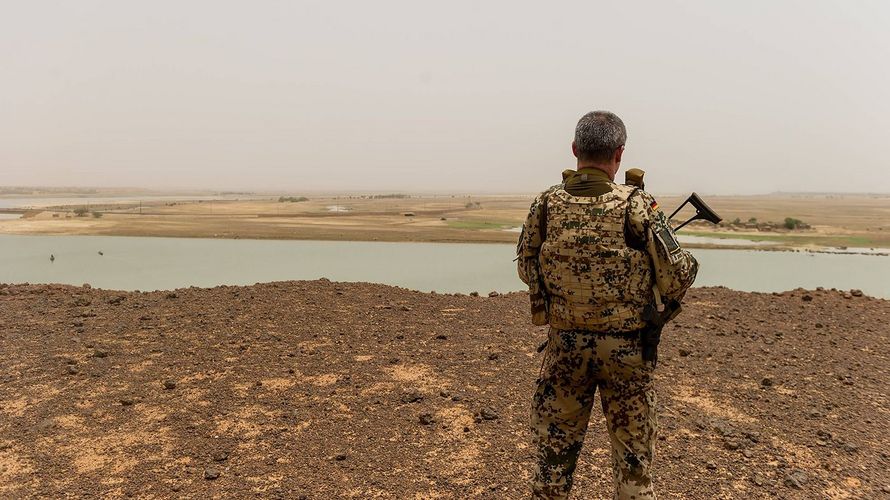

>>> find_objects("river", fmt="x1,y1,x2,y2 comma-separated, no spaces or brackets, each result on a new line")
0,234,887,298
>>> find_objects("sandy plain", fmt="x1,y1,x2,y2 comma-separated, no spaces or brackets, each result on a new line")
0,192,888,250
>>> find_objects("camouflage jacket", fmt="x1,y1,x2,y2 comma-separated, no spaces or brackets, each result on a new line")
517,181,698,329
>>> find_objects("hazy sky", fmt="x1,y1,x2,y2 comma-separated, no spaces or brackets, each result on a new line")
2,1,889,194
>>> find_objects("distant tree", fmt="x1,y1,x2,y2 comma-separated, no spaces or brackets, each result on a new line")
73,207,89,217
732,217,742,225
92,211,103,218
784,217,805,230
747,217,758,224
278,196,309,203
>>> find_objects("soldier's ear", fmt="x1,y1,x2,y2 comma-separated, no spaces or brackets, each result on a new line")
615,145,624,163
571,141,579,158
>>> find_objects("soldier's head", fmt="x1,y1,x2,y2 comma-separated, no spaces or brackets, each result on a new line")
572,111,626,178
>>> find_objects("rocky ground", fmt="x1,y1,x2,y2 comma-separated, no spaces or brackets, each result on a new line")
0,281,887,499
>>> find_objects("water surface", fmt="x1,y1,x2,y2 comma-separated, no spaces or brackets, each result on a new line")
0,234,886,298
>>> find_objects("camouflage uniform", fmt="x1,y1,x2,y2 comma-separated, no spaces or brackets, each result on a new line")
517,168,698,499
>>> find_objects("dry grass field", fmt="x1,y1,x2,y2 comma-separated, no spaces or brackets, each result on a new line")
0,192,888,249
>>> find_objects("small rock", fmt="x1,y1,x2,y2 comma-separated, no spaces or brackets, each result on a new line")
724,440,741,451
801,294,813,302
399,305,411,311
435,334,447,340
419,413,435,425
488,291,499,297
334,453,347,461
120,398,135,406
760,377,774,387
401,391,424,404
213,451,229,462
843,443,859,453
678,349,691,357
93,349,108,358
706,461,717,470
469,291,479,297
784,470,807,489
850,289,863,297
843,292,852,299
66,365,79,375
204,468,221,480
165,292,178,299
463,426,470,433
82,283,91,289
751,473,765,486
815,323,823,329
742,449,753,458
477,407,499,421
488,353,499,361
163,380,177,390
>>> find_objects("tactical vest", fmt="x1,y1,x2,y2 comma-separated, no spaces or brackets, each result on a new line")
538,184,653,332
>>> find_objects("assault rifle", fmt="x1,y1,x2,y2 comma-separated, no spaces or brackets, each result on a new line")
625,168,722,365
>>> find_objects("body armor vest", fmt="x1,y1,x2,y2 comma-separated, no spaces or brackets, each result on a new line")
539,184,653,332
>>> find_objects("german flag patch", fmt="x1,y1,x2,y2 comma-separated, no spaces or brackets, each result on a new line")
650,199,659,210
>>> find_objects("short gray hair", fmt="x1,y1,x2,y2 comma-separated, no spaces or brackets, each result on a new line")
574,111,627,163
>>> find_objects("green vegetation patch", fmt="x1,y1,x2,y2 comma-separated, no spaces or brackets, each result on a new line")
446,220,517,231
685,231,878,248
278,196,309,203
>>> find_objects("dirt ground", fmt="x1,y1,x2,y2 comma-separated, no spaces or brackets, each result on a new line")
0,280,887,498
1,193,888,249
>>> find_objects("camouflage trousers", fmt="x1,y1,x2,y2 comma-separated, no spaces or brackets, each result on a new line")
530,328,657,500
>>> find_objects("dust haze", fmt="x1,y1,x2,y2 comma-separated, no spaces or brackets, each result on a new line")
2,1,889,194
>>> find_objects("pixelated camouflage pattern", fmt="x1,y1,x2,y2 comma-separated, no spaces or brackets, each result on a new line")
626,190,699,302
531,328,657,500
538,185,653,332
517,180,698,327
517,185,562,326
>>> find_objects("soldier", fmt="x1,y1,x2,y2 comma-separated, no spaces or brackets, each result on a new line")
517,111,698,499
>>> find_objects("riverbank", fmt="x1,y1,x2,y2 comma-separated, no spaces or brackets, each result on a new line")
1,280,887,498
0,193,887,251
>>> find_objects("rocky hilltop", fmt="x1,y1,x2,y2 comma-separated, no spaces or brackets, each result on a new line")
0,281,887,498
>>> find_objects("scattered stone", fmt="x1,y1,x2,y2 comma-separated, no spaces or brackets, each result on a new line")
82,283,91,289
843,443,859,453
742,449,754,458
815,323,823,329
66,365,79,375
488,353,499,361
399,305,411,312
93,350,108,358
401,391,424,404
120,398,135,406
678,349,691,357
477,407,499,421
469,291,479,297
724,440,741,451
705,461,717,470
419,413,435,425
107,296,124,305
435,335,447,340
334,453,347,461
751,473,765,486
801,294,813,302
850,289,863,297
212,451,229,462
163,380,177,390
203,468,221,480
760,377,774,387
843,292,852,299
488,291,499,297
165,292,178,299
784,470,807,489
